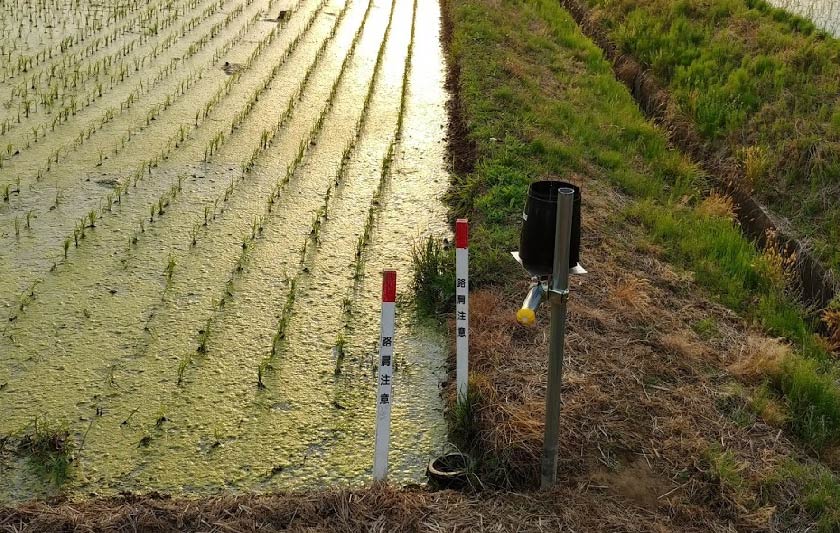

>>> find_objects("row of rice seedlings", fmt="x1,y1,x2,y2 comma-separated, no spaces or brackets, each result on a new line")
226,0,336,136
241,0,366,174
256,276,297,388
101,8,263,162
191,215,265,356
175,0,370,370
352,141,395,280
335,0,416,375
2,0,275,215
4,0,312,335
108,0,319,260
127,176,186,252
0,3,231,148
190,4,365,360
256,123,353,383
347,0,400,281
0,0,253,200
204,131,225,161
191,21,284,132
182,208,265,380
4,0,223,108
2,0,225,135
257,0,395,383
0,3,223,167
0,0,200,81
395,0,417,138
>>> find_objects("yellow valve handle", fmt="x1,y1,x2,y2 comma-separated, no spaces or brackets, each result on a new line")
516,307,536,326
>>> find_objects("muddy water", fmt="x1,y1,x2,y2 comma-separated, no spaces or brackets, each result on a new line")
769,0,840,34
0,0,450,501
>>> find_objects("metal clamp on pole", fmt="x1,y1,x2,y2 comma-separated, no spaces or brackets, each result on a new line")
540,187,574,490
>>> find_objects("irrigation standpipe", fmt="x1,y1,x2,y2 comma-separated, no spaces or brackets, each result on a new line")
513,182,583,489
540,188,574,490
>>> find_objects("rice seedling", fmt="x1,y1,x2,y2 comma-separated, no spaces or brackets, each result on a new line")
17,280,40,313
196,321,211,354
176,354,191,385
333,333,347,375
164,253,176,282
190,224,199,246
269,277,298,358
257,357,270,389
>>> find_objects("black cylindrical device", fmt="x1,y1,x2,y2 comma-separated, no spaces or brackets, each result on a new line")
519,180,581,277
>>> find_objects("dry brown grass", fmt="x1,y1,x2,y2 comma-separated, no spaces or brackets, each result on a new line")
0,485,694,532
659,330,705,360
610,276,652,312
728,335,789,383
822,308,840,351
696,193,736,221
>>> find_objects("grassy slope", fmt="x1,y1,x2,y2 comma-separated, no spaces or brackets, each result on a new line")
442,0,840,527
583,0,840,274
445,0,840,447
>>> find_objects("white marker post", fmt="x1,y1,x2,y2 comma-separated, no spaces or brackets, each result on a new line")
373,270,397,482
455,219,469,404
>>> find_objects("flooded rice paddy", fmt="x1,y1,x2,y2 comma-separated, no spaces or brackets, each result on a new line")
0,0,451,500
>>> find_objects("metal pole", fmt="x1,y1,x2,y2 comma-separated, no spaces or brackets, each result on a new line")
540,187,574,490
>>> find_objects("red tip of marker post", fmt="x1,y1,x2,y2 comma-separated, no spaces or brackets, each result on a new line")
455,219,468,249
382,270,397,303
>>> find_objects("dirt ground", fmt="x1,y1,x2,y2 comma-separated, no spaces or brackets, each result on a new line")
446,171,823,531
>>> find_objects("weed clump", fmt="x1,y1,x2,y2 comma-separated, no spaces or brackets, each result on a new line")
449,382,480,450
410,236,455,316
18,418,74,485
